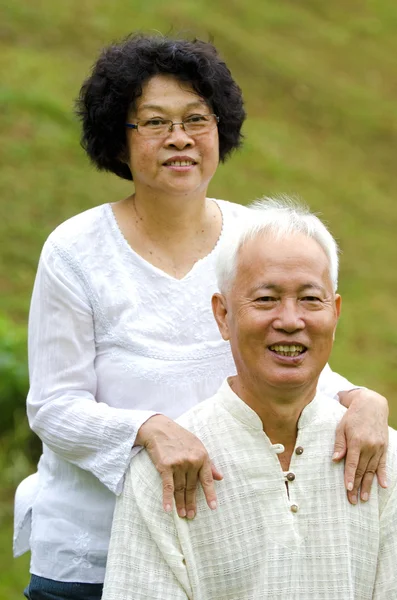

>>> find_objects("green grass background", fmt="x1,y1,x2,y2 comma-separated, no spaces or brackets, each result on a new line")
1,0,396,595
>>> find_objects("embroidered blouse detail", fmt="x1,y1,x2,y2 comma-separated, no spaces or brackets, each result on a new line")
72,532,92,569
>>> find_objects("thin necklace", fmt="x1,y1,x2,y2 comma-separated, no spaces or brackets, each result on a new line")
132,194,210,241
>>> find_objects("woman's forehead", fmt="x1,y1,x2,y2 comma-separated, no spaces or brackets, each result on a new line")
134,74,208,113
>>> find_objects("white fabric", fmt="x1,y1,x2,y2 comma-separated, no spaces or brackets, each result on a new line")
14,199,358,583
103,380,397,600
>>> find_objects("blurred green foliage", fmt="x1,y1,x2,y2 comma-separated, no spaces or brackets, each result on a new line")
1,0,397,595
0,312,40,522
0,314,28,436
0,317,38,597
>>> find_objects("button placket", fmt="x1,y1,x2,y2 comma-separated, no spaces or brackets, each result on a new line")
288,442,304,514
272,442,301,515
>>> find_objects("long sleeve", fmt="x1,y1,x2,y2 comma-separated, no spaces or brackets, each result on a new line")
317,363,359,400
103,454,191,600
27,239,157,494
373,432,397,599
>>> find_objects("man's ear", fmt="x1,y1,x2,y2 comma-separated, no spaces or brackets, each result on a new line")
212,293,230,341
333,294,342,340
335,294,342,319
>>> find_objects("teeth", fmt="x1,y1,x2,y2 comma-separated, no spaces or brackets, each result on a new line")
270,345,304,352
269,344,305,357
167,160,194,166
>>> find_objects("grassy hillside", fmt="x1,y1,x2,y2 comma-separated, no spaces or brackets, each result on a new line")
1,0,396,595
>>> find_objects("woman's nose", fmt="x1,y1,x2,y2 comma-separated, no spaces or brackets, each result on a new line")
164,124,194,148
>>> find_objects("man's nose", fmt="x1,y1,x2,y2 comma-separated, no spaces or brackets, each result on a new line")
273,300,305,332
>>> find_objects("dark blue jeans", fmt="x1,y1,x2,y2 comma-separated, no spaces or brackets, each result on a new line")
24,575,103,600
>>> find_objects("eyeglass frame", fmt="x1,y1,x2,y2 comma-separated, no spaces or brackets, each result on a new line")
125,114,219,137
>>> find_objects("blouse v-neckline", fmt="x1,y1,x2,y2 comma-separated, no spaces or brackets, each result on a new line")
104,199,225,283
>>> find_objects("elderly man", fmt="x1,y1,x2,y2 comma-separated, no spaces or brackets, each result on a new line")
102,199,397,600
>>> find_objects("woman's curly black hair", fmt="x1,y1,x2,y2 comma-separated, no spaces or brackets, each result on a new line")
75,33,246,181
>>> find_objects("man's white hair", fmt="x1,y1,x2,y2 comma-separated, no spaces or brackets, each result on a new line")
216,197,339,293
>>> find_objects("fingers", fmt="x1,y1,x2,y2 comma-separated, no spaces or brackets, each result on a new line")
332,421,347,461
184,468,199,519
344,447,387,505
173,470,188,518
199,460,218,512
211,462,224,481
343,444,361,504
161,470,175,514
159,454,218,518
359,455,379,502
162,466,197,518
161,460,219,519
160,463,191,518
160,465,195,518
346,450,373,504
175,460,218,519
141,416,221,518
376,451,388,489
334,393,389,505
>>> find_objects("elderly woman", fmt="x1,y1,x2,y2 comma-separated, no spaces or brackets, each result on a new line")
14,34,388,600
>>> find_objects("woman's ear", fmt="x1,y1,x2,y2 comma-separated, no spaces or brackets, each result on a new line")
212,293,230,341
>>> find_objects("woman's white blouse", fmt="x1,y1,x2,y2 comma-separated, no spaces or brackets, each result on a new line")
13,199,357,583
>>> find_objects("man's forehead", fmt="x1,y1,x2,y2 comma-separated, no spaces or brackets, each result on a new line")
233,233,332,292
239,232,326,261
240,230,325,255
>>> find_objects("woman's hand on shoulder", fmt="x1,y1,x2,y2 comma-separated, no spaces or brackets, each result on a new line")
333,388,389,505
136,415,223,519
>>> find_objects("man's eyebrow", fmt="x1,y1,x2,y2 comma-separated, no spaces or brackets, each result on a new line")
298,283,327,294
249,283,327,295
249,283,281,295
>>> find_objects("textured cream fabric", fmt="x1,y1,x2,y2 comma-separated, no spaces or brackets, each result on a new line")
104,380,397,600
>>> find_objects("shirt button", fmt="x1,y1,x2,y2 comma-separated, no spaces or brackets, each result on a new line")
286,472,296,482
290,504,299,513
295,446,304,455
273,444,285,454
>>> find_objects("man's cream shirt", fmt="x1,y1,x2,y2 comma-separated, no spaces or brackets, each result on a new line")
103,379,397,600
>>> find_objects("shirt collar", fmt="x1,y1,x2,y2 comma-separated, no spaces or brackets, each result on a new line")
217,378,321,432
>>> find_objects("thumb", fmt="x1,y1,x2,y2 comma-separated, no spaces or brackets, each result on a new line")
211,462,223,481
333,422,347,461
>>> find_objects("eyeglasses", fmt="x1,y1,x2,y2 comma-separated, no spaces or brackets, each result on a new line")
125,114,219,137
